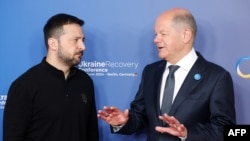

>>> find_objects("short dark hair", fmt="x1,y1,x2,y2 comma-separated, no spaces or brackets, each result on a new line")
43,13,84,48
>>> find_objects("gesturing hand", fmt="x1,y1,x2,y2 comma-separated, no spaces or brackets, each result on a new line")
97,106,129,126
155,114,187,138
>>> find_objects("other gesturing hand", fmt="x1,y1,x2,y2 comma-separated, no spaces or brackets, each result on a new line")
155,114,187,138
97,106,129,126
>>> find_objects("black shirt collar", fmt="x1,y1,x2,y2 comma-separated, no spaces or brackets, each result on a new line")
41,57,77,79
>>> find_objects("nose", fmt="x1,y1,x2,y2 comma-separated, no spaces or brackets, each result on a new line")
154,34,161,43
79,41,86,51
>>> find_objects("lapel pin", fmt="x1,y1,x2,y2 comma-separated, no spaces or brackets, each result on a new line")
194,73,201,80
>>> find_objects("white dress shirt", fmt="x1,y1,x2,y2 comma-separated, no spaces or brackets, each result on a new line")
160,48,198,108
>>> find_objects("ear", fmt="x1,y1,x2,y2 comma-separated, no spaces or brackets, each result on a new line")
182,29,192,44
47,37,58,51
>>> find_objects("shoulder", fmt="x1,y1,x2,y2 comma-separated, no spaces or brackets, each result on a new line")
13,63,42,83
8,63,42,94
73,67,93,82
144,60,166,70
196,53,232,80
139,60,166,76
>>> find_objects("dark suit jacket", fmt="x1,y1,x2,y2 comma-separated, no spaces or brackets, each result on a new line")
116,52,236,141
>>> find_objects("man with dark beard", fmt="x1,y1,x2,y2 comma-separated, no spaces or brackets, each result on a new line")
3,13,99,141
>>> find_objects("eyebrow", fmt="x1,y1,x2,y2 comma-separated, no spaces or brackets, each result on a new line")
155,30,169,34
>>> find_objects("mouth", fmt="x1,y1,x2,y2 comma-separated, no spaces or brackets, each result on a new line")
157,46,164,50
76,52,83,59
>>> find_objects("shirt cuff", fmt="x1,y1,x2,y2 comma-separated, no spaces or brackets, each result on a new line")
112,124,124,132
179,136,187,141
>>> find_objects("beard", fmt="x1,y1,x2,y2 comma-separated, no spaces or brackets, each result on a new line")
57,46,83,67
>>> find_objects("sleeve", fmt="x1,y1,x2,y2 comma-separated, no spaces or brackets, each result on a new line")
116,66,149,135
3,80,33,141
86,79,100,141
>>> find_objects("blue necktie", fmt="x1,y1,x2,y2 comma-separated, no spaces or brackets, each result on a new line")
161,65,179,114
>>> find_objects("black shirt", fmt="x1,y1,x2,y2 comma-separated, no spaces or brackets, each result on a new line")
3,58,99,141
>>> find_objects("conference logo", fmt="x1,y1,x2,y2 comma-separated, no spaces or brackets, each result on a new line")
0,95,7,109
77,60,139,77
236,56,250,78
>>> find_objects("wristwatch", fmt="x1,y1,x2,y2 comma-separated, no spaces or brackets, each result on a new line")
179,136,187,141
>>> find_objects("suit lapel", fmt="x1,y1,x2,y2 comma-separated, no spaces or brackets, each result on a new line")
153,61,166,117
169,54,207,115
